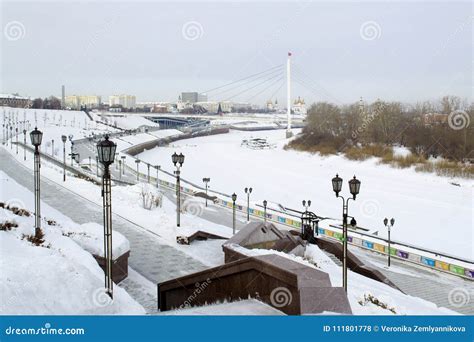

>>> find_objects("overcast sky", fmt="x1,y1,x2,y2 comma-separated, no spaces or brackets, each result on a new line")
1,1,472,105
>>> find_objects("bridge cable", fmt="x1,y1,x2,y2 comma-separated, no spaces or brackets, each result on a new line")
201,64,283,94
207,66,283,99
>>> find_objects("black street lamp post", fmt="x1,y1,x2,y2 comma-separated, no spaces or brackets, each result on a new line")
263,200,268,223
70,142,75,166
154,165,160,189
384,217,395,267
147,163,150,183
202,178,210,207
172,152,185,227
97,135,117,299
61,135,67,181
30,127,43,239
301,200,320,241
331,174,361,292
51,139,54,157
10,126,13,149
135,159,140,181
244,187,253,222
121,156,126,175
118,160,122,180
15,127,18,154
23,129,27,161
232,193,237,234
68,135,74,166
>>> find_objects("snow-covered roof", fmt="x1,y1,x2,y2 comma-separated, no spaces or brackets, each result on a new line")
0,93,30,100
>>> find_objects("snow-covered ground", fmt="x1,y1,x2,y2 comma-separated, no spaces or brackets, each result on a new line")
0,171,144,315
228,243,457,315
114,129,182,161
161,299,285,315
96,113,160,130
136,129,473,260
1,107,118,165
3,138,231,267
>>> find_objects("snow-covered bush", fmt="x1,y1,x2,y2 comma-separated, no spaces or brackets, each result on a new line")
139,184,162,210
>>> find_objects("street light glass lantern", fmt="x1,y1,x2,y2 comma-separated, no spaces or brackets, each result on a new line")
383,217,388,226
61,135,67,143
263,200,267,207
96,135,117,166
232,193,237,202
332,174,343,196
30,127,43,147
178,153,185,165
390,218,395,226
348,176,361,198
172,152,178,165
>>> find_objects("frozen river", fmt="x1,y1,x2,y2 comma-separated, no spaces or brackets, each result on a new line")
137,128,473,260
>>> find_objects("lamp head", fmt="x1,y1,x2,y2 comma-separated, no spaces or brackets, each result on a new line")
178,153,185,166
29,127,43,147
332,174,343,197
348,175,361,199
96,135,117,166
172,152,178,165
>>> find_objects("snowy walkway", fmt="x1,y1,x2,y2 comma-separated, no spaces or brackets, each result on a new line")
0,148,207,314
350,248,474,315
74,139,252,231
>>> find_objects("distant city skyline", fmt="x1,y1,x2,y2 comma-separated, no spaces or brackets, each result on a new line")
2,1,472,105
